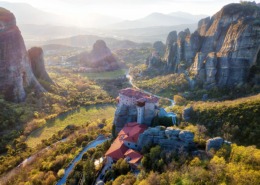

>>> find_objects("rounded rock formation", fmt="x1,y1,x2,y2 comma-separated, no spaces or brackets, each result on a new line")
28,47,54,90
89,40,119,71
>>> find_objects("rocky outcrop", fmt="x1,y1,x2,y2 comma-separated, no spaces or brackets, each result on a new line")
164,3,260,88
0,8,45,102
164,31,178,72
28,47,54,90
113,104,137,133
146,41,165,68
80,40,119,71
206,137,224,152
153,41,166,57
137,126,195,151
146,51,162,69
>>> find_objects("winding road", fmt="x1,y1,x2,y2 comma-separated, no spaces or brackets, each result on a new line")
56,135,108,185
126,70,175,107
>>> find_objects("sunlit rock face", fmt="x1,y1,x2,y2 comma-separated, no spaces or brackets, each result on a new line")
0,8,45,102
164,3,260,88
89,40,119,71
28,47,54,90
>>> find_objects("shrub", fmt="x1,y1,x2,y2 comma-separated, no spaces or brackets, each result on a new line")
174,95,187,106
57,169,65,178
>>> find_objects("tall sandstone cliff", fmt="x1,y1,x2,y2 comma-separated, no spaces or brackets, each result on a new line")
0,8,49,102
164,3,260,88
28,47,54,90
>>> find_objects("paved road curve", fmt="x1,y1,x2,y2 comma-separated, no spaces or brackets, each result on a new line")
56,135,109,185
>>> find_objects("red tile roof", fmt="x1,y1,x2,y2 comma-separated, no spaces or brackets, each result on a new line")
105,137,128,161
105,122,147,161
122,122,147,143
129,157,142,165
124,149,143,165
119,88,159,103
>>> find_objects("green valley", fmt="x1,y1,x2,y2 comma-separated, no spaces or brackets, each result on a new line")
0,1,260,185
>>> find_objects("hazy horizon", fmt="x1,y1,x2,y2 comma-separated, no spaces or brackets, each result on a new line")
2,0,260,21
2,0,260,44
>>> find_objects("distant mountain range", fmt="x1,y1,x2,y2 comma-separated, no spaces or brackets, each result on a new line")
44,35,152,51
109,24,198,43
0,1,207,29
0,1,207,44
21,23,198,47
109,12,207,29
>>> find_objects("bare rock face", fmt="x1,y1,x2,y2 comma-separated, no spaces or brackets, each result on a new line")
113,104,137,133
89,40,119,71
206,137,224,152
0,8,45,102
28,47,54,90
164,31,178,72
164,3,260,88
146,41,165,68
137,127,195,151
153,41,166,56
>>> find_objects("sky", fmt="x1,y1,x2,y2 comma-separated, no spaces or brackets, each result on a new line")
2,0,260,20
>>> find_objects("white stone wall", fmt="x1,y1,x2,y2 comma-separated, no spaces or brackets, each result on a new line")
145,102,156,111
137,106,145,124
119,94,135,106
144,102,157,125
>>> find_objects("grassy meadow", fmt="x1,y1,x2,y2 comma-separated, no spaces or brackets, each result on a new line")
79,69,126,80
26,104,115,148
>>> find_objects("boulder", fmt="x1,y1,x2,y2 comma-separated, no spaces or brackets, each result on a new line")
137,132,153,149
165,128,181,138
179,130,194,143
137,127,195,152
206,137,224,152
